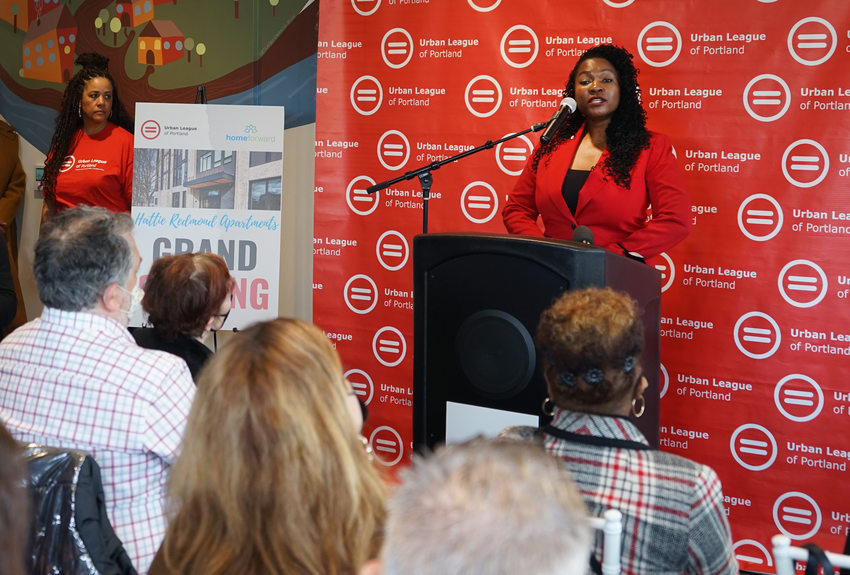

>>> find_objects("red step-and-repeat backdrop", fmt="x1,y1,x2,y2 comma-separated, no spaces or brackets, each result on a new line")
314,1,850,571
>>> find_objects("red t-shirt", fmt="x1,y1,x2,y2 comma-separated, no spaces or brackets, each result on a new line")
54,123,133,213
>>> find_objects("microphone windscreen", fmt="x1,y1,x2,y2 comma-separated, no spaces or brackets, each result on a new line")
572,225,594,245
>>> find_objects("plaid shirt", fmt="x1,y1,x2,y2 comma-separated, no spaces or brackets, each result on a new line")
0,308,195,574
544,408,737,575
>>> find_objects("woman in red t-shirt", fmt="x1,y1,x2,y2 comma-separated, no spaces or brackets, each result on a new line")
41,53,134,222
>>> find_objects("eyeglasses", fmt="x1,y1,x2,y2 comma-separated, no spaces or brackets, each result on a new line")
211,294,233,330
211,309,230,328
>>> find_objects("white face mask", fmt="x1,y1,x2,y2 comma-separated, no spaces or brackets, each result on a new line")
118,285,144,320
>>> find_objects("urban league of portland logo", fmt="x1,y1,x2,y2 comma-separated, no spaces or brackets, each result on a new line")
59,155,76,172
140,120,161,140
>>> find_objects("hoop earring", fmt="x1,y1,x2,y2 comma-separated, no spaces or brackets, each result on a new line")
359,435,373,462
78,106,82,118
541,397,555,417
631,396,645,418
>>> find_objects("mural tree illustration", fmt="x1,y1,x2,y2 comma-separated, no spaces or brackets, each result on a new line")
196,42,206,67
184,37,194,63
109,16,121,45
10,4,19,33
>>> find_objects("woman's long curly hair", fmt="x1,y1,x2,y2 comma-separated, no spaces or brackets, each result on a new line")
41,53,134,207
532,44,650,189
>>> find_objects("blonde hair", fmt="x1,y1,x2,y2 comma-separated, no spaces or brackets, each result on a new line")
157,318,387,575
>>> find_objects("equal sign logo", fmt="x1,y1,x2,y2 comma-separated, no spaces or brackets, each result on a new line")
774,374,823,422
140,120,161,140
500,25,538,68
787,17,837,66
461,182,499,224
59,155,76,172
781,139,829,188
465,75,502,118
737,193,783,241
743,74,791,122
637,21,682,67
376,230,409,271
345,176,379,216
350,76,383,115
377,130,410,171
351,0,380,17
467,0,501,13
344,368,375,405
369,426,405,466
381,28,413,69
778,260,827,308
372,327,407,367
496,134,534,176
344,274,379,315
730,423,777,471
654,253,675,293
732,540,773,570
773,492,822,540
734,312,781,359
343,369,375,405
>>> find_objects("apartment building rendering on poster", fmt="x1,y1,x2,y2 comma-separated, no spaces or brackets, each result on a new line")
134,147,282,211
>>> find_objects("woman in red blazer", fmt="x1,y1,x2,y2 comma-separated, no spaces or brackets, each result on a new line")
503,44,691,261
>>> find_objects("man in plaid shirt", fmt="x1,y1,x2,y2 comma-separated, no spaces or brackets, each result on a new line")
0,207,194,574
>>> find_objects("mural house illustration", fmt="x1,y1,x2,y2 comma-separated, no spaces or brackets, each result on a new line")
138,19,183,66
2,0,64,33
116,0,154,28
21,3,76,83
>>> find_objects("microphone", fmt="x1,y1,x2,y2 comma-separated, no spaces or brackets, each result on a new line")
572,225,593,246
539,97,577,144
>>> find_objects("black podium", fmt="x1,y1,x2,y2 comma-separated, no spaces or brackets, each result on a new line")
412,232,662,451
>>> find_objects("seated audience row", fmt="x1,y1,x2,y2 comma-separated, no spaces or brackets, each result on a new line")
0,207,737,575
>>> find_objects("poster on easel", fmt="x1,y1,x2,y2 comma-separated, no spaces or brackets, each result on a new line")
131,102,285,329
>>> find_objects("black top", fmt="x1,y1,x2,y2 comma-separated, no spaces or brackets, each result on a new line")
131,327,212,382
561,169,591,215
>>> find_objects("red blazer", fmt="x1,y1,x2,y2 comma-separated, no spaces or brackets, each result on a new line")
502,130,691,260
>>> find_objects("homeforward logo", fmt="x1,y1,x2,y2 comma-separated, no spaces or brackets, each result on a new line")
225,131,277,144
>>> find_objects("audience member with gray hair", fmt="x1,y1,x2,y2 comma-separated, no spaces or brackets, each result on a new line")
0,206,195,574
360,437,591,575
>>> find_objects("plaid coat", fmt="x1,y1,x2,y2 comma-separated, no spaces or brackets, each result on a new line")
542,408,737,575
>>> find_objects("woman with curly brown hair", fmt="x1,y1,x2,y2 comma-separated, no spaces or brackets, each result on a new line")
41,52,134,221
148,318,386,575
526,287,736,574
503,44,691,260
133,253,234,381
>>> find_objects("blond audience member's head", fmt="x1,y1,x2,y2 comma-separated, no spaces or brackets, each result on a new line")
157,318,386,575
